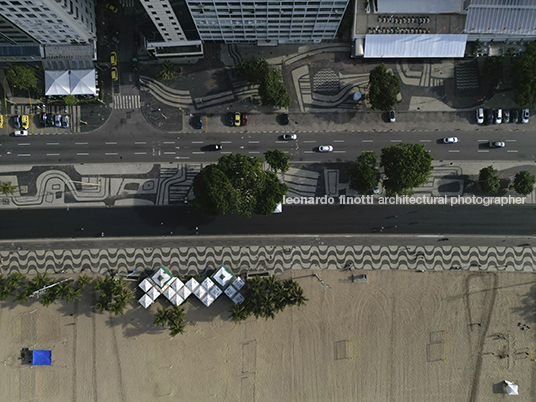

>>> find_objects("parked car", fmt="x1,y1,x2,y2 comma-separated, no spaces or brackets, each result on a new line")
14,115,21,128
389,110,396,122
47,113,55,127
494,108,502,124
14,130,28,136
40,113,47,127
0,115,3,129
227,112,234,127
241,112,248,126
522,108,529,124
503,109,510,124
234,112,241,126
21,115,29,129
106,2,118,13
55,114,62,127
280,113,289,125
318,145,333,152
476,108,484,124
484,109,493,125
489,141,505,148
62,115,69,128
110,51,117,66
111,67,119,81
443,137,459,144
208,144,222,151
193,115,202,130
283,134,297,140
511,109,519,123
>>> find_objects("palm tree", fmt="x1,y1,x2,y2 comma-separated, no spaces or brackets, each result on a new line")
14,290,30,305
65,287,81,302
75,275,91,290
154,307,168,327
0,181,17,196
169,322,185,337
157,61,179,81
230,303,250,323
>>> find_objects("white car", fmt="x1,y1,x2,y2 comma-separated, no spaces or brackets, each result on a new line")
318,145,333,152
489,141,505,148
282,134,297,140
443,137,458,144
476,108,484,124
522,108,529,124
14,130,28,136
494,108,502,124
389,110,396,122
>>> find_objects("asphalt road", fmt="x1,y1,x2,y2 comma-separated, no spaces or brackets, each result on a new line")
1,204,534,240
0,109,535,165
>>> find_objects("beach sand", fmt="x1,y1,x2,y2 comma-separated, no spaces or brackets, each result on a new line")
0,270,534,401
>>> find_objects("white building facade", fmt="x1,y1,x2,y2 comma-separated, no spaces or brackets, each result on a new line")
0,0,96,45
185,0,351,44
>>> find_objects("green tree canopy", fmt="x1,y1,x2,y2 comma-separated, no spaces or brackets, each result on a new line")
6,64,38,90
264,149,290,173
350,151,380,192
193,153,289,216
513,41,536,106
0,181,17,196
479,165,500,194
380,143,433,195
368,63,400,111
157,61,180,81
64,94,78,106
513,170,536,195
236,58,290,109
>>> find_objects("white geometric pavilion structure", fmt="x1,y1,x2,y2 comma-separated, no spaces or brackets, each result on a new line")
211,265,235,289
162,286,176,301
169,293,184,306
138,293,154,309
185,278,200,293
177,286,191,300
45,71,70,95
149,265,174,291
146,286,160,301
505,381,519,396
70,69,97,95
138,278,153,292
170,277,184,292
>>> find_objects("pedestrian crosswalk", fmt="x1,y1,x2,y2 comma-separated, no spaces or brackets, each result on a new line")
113,95,141,109
117,0,136,7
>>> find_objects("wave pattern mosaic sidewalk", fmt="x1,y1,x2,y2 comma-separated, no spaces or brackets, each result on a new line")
2,244,535,276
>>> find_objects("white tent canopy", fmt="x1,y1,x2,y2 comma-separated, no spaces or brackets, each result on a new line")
45,71,70,95
138,278,153,292
138,294,154,309
70,69,96,95
505,381,519,395
146,286,160,301
364,35,468,58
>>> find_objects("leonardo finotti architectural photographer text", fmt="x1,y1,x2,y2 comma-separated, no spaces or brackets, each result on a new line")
282,195,526,207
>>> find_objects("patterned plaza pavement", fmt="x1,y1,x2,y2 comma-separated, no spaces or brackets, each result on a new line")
1,235,535,277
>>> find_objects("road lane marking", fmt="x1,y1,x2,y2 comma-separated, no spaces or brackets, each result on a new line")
17,154,31,157
390,140,402,143
477,140,488,142
505,140,517,142
477,150,489,153
448,150,460,152
134,142,147,145
17,143,30,146
362,140,373,143
105,142,117,145
333,150,346,153
75,142,88,145
105,153,118,155
333,140,345,143
303,141,316,143
221,141,232,144
248,141,260,144
191,141,204,144
134,152,147,155
304,151,314,153
164,152,176,155
46,142,59,145
248,151,260,154
507,150,518,153
175,156,190,159
76,153,89,156
46,153,60,156
419,140,431,142
163,141,175,144
192,152,205,154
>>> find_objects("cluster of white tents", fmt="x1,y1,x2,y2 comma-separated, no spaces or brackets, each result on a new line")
138,265,245,309
44,70,96,96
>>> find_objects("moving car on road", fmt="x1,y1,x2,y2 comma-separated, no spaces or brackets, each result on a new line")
208,144,222,151
21,115,29,129
14,130,28,136
476,108,484,124
111,67,119,81
318,145,333,152
522,108,529,123
489,141,505,148
234,112,241,126
282,134,297,140
443,137,459,144
106,2,118,13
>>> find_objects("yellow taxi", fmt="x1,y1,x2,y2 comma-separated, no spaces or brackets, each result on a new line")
110,51,117,66
21,115,29,129
0,115,3,128
234,112,241,126
111,67,119,81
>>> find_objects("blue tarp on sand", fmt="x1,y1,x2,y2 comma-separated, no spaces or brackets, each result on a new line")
32,350,52,366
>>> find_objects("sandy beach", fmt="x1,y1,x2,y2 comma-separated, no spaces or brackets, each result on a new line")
0,270,534,401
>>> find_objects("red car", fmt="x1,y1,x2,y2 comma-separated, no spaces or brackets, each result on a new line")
241,112,248,126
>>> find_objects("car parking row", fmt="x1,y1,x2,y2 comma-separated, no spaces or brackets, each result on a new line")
9,113,70,136
476,107,529,125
